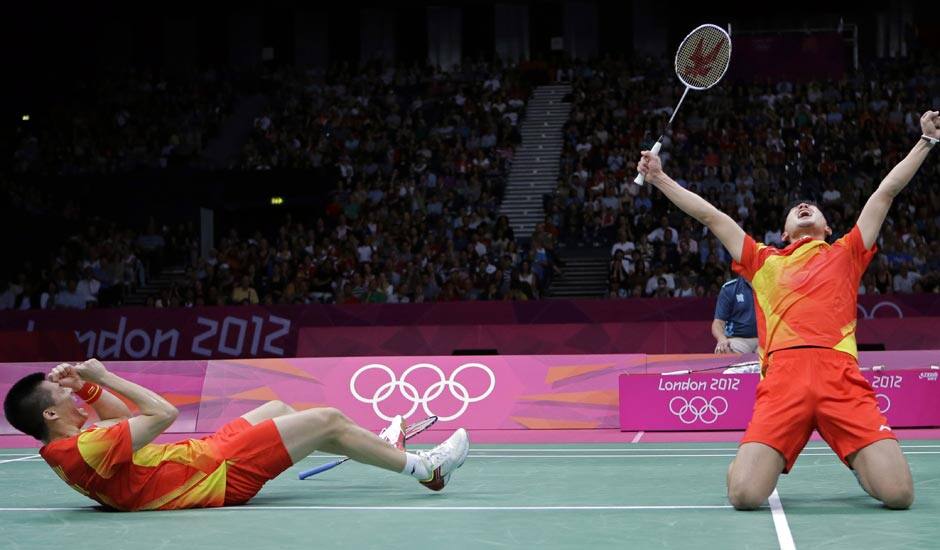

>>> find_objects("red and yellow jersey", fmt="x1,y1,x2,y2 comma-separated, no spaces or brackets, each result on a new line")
39,420,227,511
731,225,876,371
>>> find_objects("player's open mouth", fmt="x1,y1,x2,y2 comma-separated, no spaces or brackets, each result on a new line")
799,211,812,219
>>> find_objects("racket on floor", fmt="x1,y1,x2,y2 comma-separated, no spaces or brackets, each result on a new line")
298,415,439,480
634,23,732,185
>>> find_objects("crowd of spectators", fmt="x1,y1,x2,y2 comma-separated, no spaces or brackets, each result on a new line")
547,54,940,298
147,60,542,306
7,52,940,310
12,68,236,175
0,178,197,310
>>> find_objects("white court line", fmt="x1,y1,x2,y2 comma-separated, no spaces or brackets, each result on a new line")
769,489,796,550
0,455,40,465
631,431,645,443
457,445,940,452
5,451,939,465
0,446,940,460
0,505,740,512
469,454,742,458
442,451,940,458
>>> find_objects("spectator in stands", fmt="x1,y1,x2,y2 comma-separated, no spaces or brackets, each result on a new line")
673,276,696,298
76,267,101,308
10,56,940,308
892,264,922,294
232,276,260,305
648,216,679,243
55,280,87,310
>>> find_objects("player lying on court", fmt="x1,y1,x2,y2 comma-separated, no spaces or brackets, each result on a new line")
2,359,470,511
636,110,940,510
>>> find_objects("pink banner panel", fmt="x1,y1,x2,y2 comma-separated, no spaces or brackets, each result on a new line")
620,374,760,430
3,351,937,442
0,361,207,435
195,355,647,433
620,369,940,431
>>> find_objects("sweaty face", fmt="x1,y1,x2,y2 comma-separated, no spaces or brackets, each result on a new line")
783,203,830,242
42,381,88,429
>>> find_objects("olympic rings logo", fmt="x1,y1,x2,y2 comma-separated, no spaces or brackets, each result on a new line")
876,393,891,413
349,363,496,422
857,301,904,319
668,396,729,424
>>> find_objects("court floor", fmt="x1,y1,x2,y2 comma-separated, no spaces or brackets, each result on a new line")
0,441,937,549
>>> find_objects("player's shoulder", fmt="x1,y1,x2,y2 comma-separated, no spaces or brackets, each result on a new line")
721,278,739,289
832,225,862,245
92,419,123,429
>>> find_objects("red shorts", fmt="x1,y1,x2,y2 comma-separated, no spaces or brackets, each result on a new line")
741,347,897,473
204,418,294,505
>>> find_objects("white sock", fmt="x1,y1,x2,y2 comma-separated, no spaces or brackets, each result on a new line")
402,453,431,481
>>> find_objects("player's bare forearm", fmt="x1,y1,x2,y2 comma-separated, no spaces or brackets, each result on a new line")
75,359,178,449
47,362,130,420
648,172,745,262
879,140,932,198
88,389,133,421
95,372,177,419
648,172,718,224
858,139,934,249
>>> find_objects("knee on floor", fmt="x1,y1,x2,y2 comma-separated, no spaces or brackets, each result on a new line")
879,484,914,510
727,484,768,511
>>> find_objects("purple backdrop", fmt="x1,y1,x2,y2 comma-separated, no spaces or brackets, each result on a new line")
1,296,938,361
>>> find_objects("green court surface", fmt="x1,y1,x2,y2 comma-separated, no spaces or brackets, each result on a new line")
0,442,937,549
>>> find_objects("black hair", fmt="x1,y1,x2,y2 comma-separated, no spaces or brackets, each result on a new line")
3,373,54,441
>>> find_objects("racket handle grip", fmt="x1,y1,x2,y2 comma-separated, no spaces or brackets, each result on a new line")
634,141,663,186
298,459,344,480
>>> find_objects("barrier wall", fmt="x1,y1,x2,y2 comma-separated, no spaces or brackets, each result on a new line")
1,295,938,361
620,370,940,431
3,351,937,437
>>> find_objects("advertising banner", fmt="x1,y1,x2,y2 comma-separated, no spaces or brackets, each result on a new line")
619,369,940,431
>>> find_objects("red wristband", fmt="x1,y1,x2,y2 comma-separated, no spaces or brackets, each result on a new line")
76,383,103,404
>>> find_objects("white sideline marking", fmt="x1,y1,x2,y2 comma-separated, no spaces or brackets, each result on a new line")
4,451,938,466
3,445,937,457
0,504,740,512
445,445,940,452
769,489,796,550
454,452,940,458
0,455,40,465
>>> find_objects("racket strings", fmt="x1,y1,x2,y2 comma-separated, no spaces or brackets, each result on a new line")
404,416,438,438
676,26,731,90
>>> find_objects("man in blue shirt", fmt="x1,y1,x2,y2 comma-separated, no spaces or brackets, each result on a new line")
712,277,758,354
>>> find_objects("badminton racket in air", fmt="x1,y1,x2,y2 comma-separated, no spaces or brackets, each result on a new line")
298,415,439,480
634,23,732,185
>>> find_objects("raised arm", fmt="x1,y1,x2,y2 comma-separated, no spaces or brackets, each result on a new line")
637,150,746,262
48,362,132,421
74,359,179,451
857,111,938,249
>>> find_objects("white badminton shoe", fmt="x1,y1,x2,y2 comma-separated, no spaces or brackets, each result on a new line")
379,414,406,451
416,428,470,491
